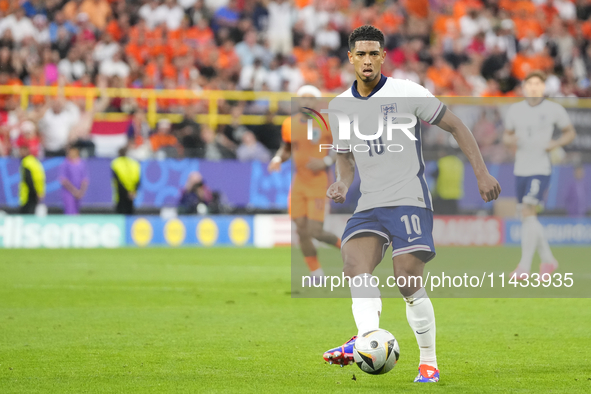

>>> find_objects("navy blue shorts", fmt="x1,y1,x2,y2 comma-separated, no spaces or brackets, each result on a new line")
341,206,436,262
516,175,550,206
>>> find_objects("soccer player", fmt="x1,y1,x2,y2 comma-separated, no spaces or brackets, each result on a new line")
321,26,501,383
503,71,576,278
268,85,342,283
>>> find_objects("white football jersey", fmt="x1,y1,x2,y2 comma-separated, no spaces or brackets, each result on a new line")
328,76,446,213
504,99,571,176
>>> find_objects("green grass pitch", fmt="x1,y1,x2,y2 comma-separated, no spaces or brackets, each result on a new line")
1,247,590,393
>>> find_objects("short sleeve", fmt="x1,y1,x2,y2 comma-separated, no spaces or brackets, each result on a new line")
405,80,446,124
281,117,291,143
554,103,572,129
328,98,350,152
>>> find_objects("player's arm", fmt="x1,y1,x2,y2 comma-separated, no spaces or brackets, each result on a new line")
268,117,293,172
327,152,355,204
306,150,335,172
268,142,291,172
91,80,111,115
435,109,501,202
60,176,78,196
502,128,517,148
546,124,576,152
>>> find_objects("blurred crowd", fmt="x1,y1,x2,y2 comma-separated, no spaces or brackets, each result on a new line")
2,0,591,160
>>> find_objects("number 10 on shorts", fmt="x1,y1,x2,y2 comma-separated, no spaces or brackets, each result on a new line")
401,214,422,236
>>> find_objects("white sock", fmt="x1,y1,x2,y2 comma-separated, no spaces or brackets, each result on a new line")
350,273,381,337
518,216,538,272
405,287,437,369
533,219,555,263
310,268,324,277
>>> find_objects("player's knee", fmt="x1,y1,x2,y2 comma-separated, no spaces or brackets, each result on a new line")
343,256,362,278
393,270,422,297
308,226,322,239
296,224,310,239
343,263,356,279
396,279,420,297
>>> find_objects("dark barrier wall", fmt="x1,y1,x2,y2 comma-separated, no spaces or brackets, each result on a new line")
0,158,589,212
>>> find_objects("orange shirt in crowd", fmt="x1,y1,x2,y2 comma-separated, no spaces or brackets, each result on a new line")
126,41,151,65
512,53,549,80
150,133,178,151
433,15,458,36
0,0,12,12
322,66,342,91
146,27,164,41
539,4,559,25
167,29,183,42
403,0,429,19
376,11,404,35
453,0,483,19
216,47,239,70
28,73,46,106
184,26,215,46
292,47,315,64
513,17,544,40
481,88,503,97
80,0,112,30
128,25,146,43
63,0,81,22
106,19,123,42
167,41,190,60
295,0,310,8
129,25,163,43
499,0,536,16
0,78,22,108
157,96,180,111
427,64,456,91
145,61,177,80
148,39,168,60
583,20,591,40
299,62,321,86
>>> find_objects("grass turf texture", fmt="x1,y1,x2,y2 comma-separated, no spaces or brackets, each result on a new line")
0,247,590,393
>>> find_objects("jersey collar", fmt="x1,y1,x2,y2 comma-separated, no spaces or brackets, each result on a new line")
526,97,545,107
351,74,387,99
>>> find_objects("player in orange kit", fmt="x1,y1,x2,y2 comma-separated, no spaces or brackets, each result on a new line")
268,85,341,284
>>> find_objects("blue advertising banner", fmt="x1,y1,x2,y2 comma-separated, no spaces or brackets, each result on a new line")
0,158,588,212
0,158,292,209
505,217,591,245
0,157,115,208
126,215,254,247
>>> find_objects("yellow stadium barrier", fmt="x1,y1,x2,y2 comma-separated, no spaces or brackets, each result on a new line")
1,85,590,129
0,85,298,128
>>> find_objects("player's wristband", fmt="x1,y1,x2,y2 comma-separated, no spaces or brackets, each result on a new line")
323,155,334,167
271,156,282,164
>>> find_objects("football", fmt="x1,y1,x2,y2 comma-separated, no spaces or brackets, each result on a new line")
353,329,400,375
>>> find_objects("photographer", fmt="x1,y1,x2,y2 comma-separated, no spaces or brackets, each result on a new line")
178,171,216,214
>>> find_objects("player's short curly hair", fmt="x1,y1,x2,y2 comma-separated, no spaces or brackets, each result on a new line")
348,25,385,51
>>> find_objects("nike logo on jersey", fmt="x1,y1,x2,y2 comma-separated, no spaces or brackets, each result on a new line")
408,236,422,242
416,329,430,335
